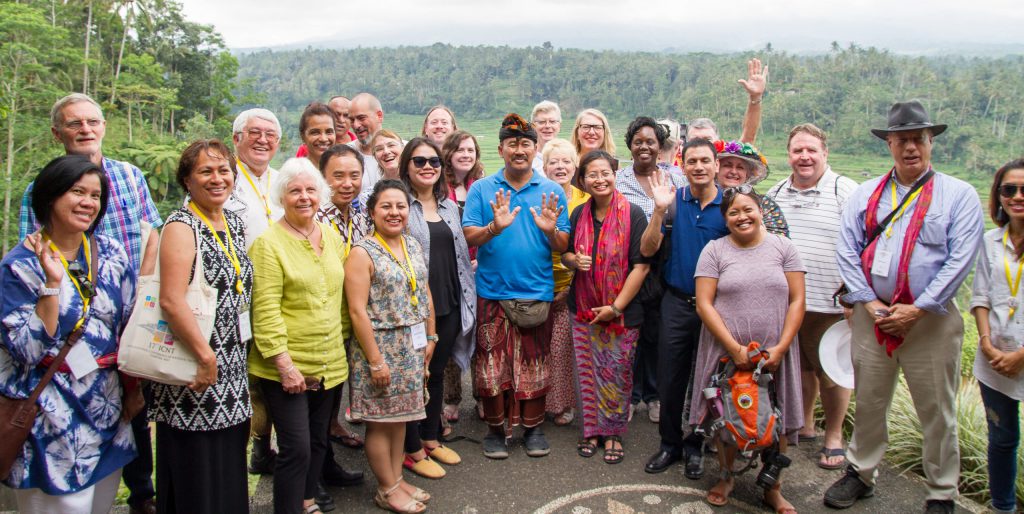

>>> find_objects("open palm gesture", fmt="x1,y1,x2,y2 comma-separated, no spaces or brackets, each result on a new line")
530,192,563,236
738,58,768,98
490,189,521,231
651,171,677,212
28,233,64,286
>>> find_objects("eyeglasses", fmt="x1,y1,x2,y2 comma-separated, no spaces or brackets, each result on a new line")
999,184,1024,198
245,129,279,142
67,261,96,299
579,124,604,133
722,184,755,199
411,156,442,169
533,119,560,127
583,170,615,181
63,119,103,131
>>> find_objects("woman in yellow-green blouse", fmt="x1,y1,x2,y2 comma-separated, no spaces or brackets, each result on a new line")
249,157,347,514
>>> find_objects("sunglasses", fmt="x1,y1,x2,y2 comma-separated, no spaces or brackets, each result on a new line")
723,184,755,198
67,261,96,299
411,156,442,169
999,184,1024,198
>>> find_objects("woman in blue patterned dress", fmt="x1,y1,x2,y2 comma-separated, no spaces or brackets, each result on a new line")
0,155,136,513
148,140,254,514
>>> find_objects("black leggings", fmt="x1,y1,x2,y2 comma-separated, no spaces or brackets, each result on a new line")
405,310,462,452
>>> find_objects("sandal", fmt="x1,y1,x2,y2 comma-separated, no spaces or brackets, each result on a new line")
706,474,734,507
440,417,454,440
304,504,323,514
397,476,431,503
603,435,624,464
553,410,574,426
443,404,459,422
818,447,846,470
329,429,365,449
577,439,598,458
374,482,425,513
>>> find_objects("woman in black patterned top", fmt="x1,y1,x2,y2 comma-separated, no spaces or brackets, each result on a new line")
149,140,255,514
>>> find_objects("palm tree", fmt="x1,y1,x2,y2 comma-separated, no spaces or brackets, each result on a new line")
110,0,155,104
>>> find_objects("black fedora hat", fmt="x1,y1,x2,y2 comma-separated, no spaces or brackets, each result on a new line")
871,100,947,140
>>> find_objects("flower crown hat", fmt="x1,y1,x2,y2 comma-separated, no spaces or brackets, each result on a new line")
713,139,769,185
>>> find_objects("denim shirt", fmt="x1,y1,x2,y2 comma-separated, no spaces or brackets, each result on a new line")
408,196,477,369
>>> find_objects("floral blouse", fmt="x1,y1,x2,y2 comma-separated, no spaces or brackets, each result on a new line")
0,235,136,494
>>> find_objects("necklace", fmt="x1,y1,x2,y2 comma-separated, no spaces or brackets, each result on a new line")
284,218,316,240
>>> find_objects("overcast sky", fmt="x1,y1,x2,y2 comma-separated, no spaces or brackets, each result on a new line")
179,0,1024,54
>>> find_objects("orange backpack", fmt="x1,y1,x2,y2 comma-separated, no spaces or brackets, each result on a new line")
700,342,782,453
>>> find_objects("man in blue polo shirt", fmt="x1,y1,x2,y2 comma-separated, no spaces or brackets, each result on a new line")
463,113,569,459
639,138,728,478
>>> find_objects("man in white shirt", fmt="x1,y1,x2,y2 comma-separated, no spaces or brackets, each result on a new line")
766,123,858,470
531,100,562,174
228,108,284,249
346,93,384,193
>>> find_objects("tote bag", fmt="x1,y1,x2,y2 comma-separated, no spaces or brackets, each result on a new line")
118,222,216,385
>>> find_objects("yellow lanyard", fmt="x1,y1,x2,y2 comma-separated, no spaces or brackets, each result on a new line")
331,211,355,259
189,202,244,294
886,180,922,238
373,233,418,306
1003,230,1023,318
237,160,272,221
45,233,91,331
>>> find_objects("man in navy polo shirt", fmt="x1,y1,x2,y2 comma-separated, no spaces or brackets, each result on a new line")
463,113,569,459
639,138,728,478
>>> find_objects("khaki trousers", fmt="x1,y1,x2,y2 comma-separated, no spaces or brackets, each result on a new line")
846,303,962,500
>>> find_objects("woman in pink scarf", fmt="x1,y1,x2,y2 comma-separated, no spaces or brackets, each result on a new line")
561,150,650,464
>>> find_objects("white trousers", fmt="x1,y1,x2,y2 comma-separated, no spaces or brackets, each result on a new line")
14,468,122,514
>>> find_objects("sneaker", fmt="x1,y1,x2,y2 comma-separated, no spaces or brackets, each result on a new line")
823,466,875,509
924,500,954,514
482,432,509,459
523,427,551,457
647,400,661,423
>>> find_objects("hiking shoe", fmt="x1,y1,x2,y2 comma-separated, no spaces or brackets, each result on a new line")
823,466,874,509
647,400,661,423
482,432,509,459
924,500,954,514
523,427,551,457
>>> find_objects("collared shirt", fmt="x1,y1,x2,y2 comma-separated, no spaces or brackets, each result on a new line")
616,163,687,221
224,163,283,250
347,140,382,195
463,168,570,301
970,226,1024,401
836,169,984,314
315,202,372,251
767,167,858,313
664,186,728,294
19,157,163,274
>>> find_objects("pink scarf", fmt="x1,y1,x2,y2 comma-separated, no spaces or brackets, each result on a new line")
574,191,631,334
860,168,934,356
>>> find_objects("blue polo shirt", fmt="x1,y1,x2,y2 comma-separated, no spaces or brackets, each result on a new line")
464,168,570,301
664,186,728,295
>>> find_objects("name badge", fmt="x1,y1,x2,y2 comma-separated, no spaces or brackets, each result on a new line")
66,342,99,380
238,308,253,343
410,323,427,350
871,248,893,278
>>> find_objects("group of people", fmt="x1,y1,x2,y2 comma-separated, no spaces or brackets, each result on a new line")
0,57,1020,514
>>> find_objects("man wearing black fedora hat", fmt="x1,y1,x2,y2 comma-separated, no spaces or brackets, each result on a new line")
827,100,984,513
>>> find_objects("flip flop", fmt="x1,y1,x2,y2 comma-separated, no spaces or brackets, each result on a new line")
706,476,734,507
818,447,846,470
329,431,364,449
798,433,819,443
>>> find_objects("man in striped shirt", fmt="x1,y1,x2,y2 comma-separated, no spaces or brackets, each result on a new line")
19,93,162,514
766,123,857,470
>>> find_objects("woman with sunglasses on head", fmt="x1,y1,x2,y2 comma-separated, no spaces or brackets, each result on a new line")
570,109,617,159
690,186,805,512
970,158,1024,514
398,138,475,479
346,180,436,513
249,158,351,514
0,155,137,513
149,140,255,514
715,140,789,237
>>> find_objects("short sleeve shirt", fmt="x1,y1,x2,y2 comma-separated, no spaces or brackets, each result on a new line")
664,186,729,295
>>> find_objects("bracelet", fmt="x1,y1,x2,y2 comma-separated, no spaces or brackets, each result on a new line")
486,221,500,236
749,97,763,105
610,304,623,316
369,361,386,372
426,334,439,342
980,334,991,342
281,365,296,375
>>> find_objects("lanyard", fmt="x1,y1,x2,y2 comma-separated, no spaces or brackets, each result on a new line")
189,202,244,294
331,210,355,259
237,160,272,221
886,180,922,238
1004,230,1023,318
373,233,418,306
45,233,91,331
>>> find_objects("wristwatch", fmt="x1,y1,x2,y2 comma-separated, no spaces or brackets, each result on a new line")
426,334,439,342
38,284,60,297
